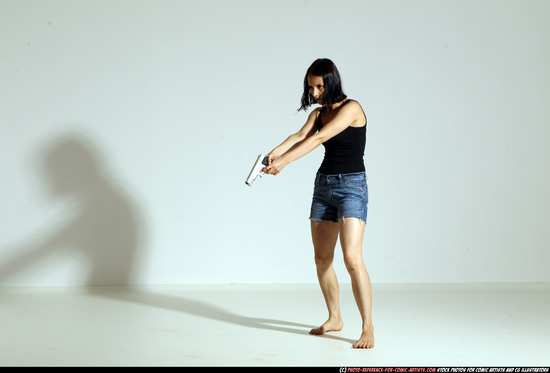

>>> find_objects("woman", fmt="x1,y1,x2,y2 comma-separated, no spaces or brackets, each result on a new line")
263,58,374,349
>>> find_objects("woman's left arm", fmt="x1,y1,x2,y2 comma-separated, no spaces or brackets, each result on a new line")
264,101,363,175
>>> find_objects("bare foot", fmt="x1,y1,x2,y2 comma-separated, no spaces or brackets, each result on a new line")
309,317,344,335
353,326,375,349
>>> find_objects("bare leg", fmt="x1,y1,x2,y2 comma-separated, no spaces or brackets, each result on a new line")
339,217,375,349
309,220,343,335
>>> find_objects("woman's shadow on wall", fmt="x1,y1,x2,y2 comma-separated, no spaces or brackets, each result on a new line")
0,134,141,285
0,133,354,345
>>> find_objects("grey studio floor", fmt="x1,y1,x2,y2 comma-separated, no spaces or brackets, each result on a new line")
1,283,549,367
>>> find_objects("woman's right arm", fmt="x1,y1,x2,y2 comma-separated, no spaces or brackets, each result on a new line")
267,109,320,165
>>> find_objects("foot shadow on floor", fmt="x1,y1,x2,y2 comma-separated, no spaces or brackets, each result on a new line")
90,287,356,346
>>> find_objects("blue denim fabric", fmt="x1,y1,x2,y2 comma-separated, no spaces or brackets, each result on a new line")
309,172,368,223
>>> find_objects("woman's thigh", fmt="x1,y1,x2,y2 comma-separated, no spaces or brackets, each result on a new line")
310,220,339,260
338,217,366,266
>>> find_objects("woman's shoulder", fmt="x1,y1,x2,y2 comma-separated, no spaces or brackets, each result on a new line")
338,99,364,115
341,99,367,126
344,98,363,109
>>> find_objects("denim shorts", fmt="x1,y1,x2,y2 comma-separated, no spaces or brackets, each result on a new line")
309,172,368,223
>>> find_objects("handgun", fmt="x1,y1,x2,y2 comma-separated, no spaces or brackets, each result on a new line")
245,153,269,186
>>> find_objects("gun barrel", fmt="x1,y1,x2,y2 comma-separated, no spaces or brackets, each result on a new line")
245,154,268,186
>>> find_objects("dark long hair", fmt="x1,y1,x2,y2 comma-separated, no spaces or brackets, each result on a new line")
299,58,347,111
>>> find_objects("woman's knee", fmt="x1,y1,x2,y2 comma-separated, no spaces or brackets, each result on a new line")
314,253,334,269
343,253,364,273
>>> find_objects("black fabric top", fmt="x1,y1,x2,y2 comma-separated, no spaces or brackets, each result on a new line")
316,100,366,175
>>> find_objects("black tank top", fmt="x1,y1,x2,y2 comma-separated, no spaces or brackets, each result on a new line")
316,99,366,175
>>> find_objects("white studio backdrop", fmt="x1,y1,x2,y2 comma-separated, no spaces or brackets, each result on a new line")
1,0,549,286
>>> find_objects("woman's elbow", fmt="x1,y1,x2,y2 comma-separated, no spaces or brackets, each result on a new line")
303,136,324,151
312,134,327,146
293,131,311,142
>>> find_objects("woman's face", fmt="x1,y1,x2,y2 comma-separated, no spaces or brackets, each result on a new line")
307,75,325,105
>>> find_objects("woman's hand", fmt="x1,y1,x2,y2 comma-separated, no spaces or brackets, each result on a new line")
263,155,288,176
267,152,278,166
